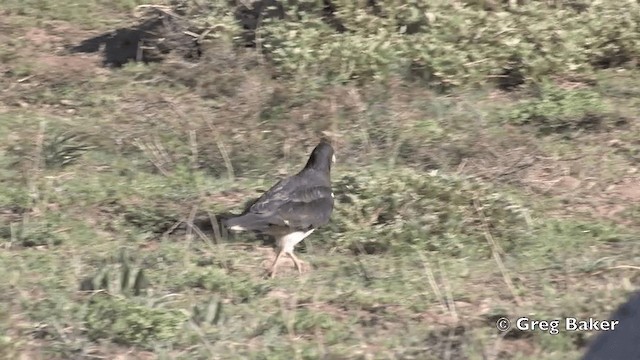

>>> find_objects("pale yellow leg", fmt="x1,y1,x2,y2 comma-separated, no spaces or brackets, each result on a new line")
269,248,284,278
286,252,305,274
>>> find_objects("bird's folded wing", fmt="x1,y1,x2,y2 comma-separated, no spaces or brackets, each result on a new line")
274,186,334,229
248,177,294,214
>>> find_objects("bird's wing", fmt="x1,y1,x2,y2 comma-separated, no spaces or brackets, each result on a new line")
273,185,334,229
247,175,333,229
248,176,297,214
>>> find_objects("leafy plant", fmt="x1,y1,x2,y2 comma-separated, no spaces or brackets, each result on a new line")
43,132,93,169
79,249,149,296
190,296,224,327
84,294,187,347
326,168,531,256
1,218,64,248
249,1,640,89
502,83,613,135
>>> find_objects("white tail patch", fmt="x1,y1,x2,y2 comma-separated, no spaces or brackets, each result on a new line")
229,225,247,231
280,229,315,254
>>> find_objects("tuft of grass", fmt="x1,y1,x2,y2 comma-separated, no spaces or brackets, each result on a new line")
84,294,188,348
327,167,531,256
502,83,617,135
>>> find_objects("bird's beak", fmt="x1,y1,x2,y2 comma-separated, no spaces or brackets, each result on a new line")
332,154,336,164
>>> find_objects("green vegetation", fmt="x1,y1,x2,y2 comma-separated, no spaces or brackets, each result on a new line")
1,0,639,359
501,83,619,135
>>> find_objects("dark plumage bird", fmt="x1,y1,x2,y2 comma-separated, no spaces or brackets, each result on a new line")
582,290,640,360
224,140,336,278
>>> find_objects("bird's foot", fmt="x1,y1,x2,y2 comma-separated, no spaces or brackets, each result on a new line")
264,263,309,278
264,264,280,279
292,259,311,275
299,260,308,273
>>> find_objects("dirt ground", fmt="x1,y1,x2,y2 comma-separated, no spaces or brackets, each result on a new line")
1,9,639,360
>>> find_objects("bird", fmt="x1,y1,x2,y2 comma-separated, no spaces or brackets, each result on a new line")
581,290,640,360
223,140,336,278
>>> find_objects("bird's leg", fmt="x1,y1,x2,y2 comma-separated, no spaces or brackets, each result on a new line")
286,252,305,274
269,248,284,278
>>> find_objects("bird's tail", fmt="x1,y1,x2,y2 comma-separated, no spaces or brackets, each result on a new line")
223,213,271,232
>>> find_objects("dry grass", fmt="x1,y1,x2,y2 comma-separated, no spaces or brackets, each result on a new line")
1,3,640,360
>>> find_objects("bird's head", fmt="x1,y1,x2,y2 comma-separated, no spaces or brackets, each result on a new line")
305,140,335,173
